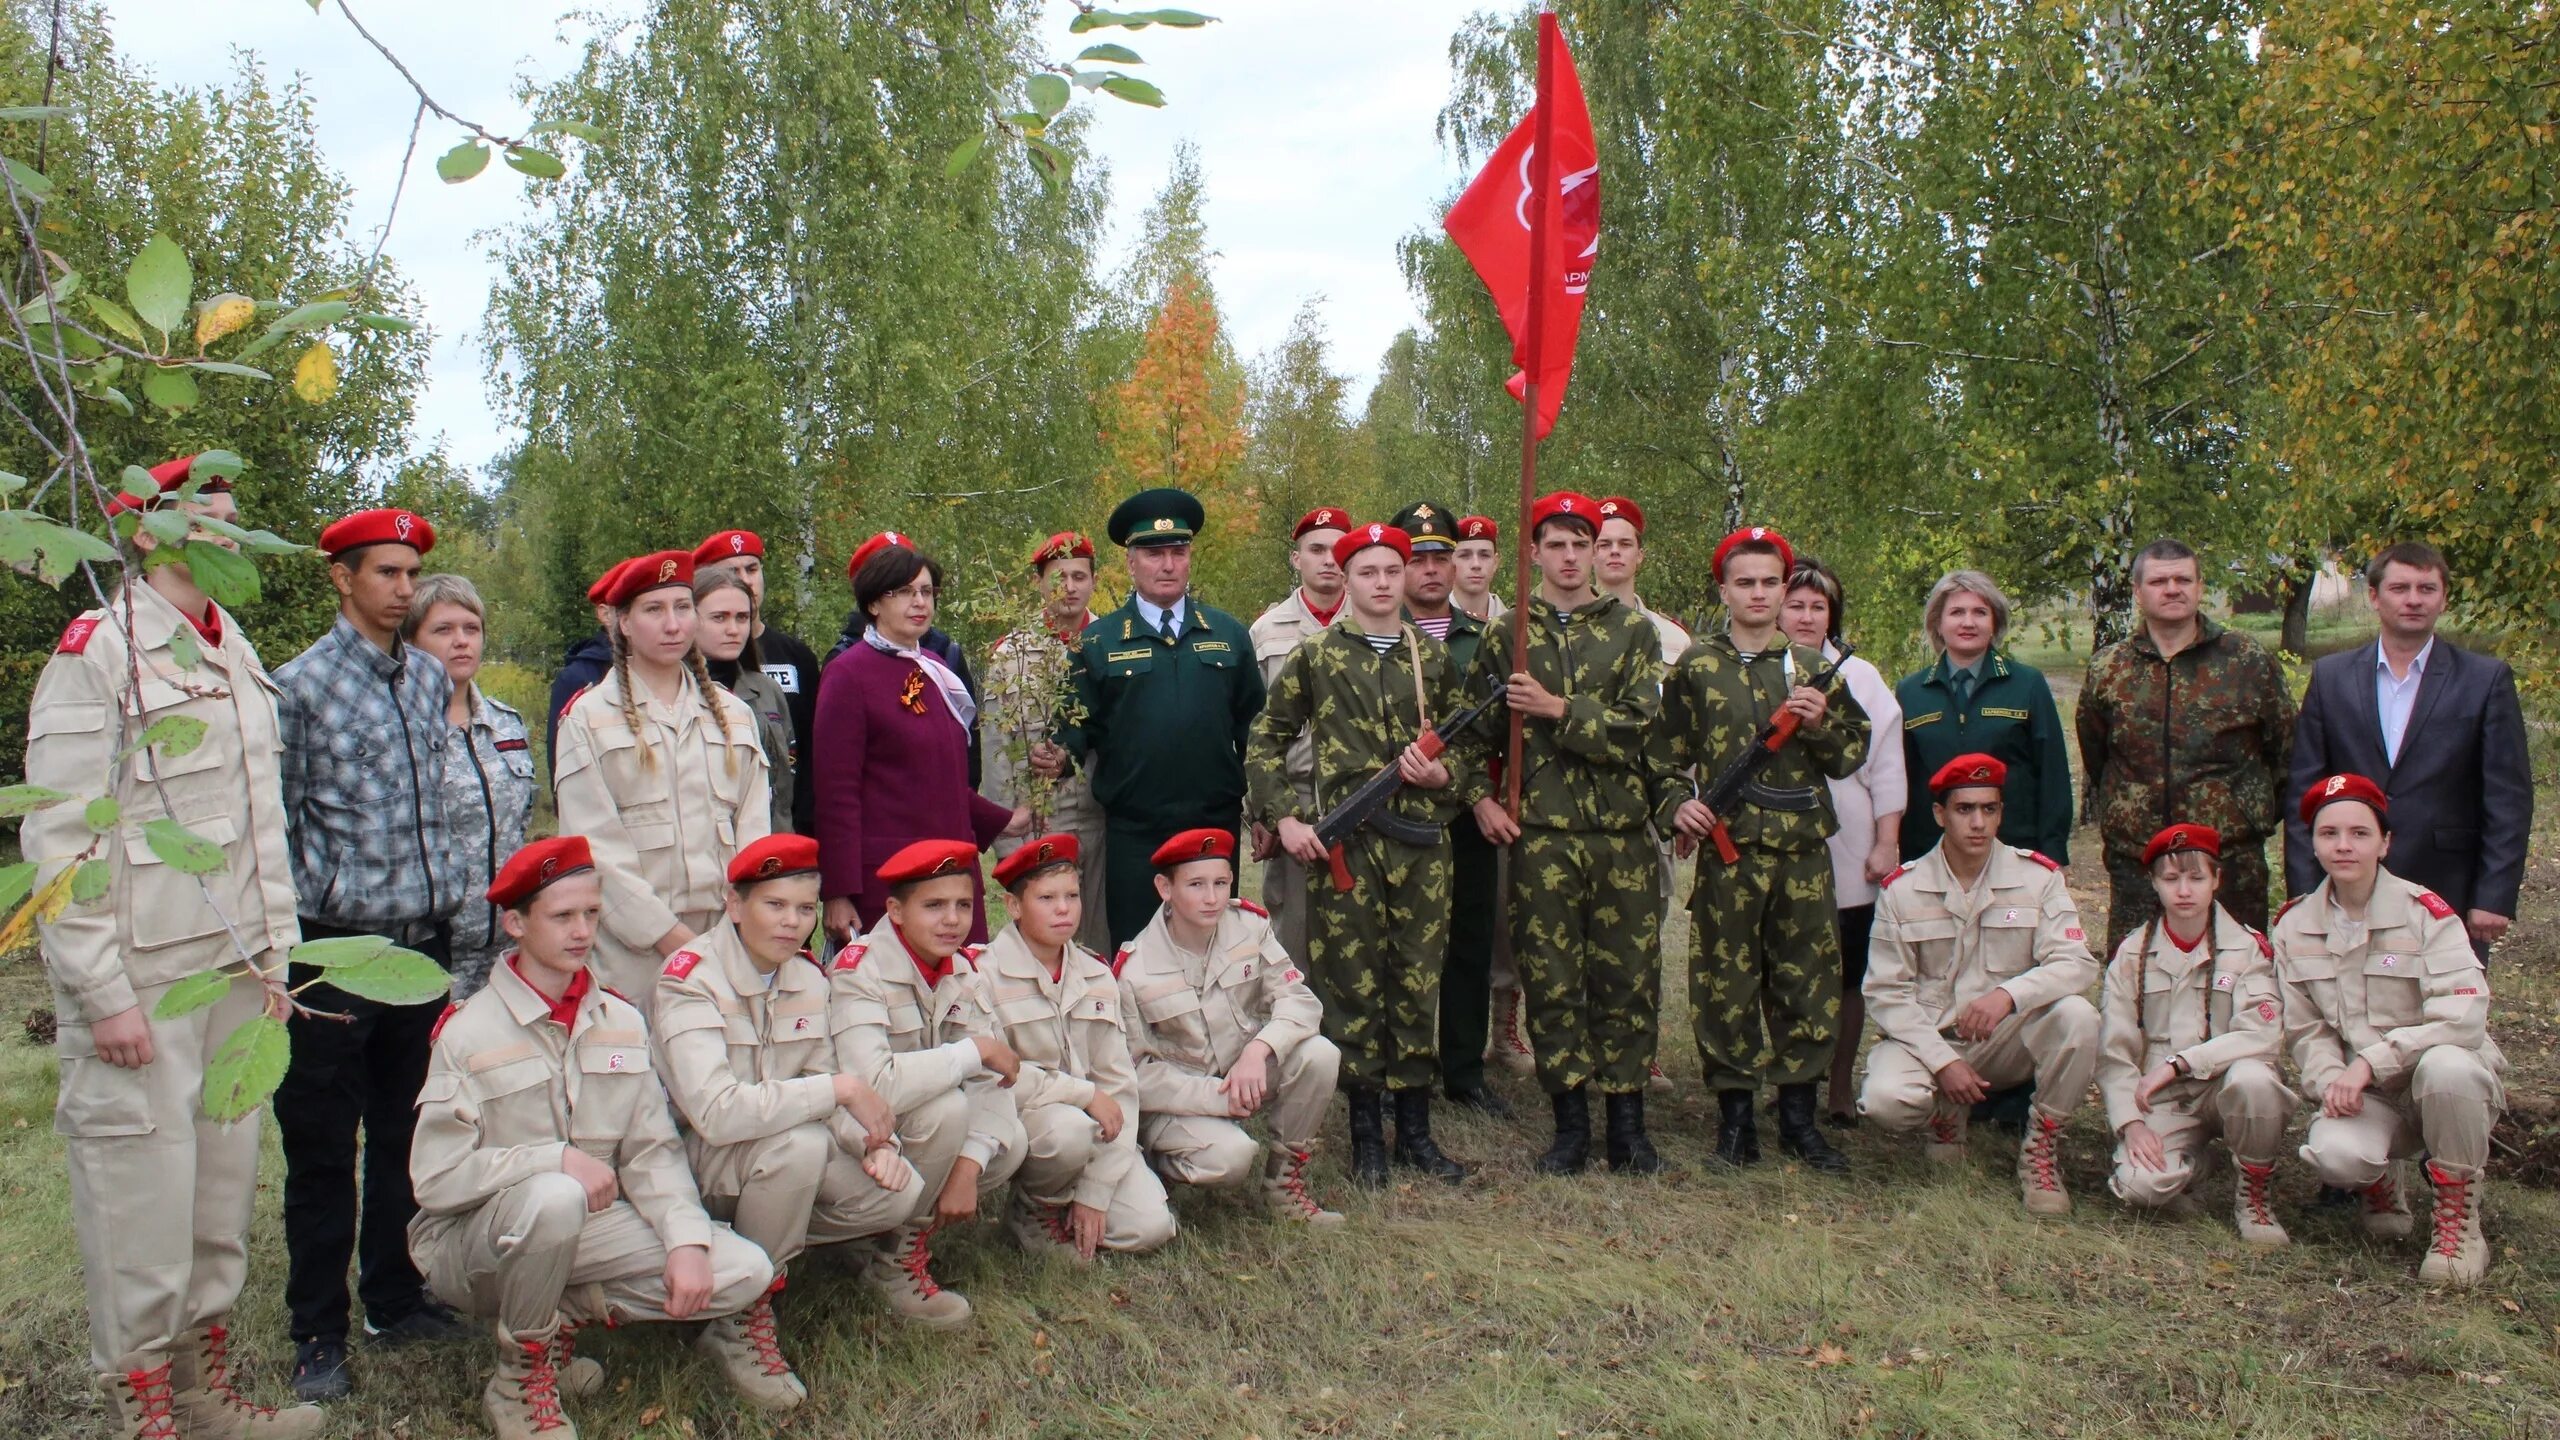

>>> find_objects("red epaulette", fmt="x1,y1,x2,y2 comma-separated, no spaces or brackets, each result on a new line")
662,951,701,980
1233,897,1269,918
1111,947,1133,978
2250,927,2274,959
2274,895,2304,925
600,985,632,1005
1878,864,1911,889
798,947,823,970
56,617,100,654
2416,889,2457,921
2024,851,2063,872
429,1001,458,1043
831,942,869,973
953,944,985,973
556,684,590,718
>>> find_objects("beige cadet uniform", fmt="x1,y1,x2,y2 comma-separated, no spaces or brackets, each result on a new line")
26,584,304,1395
949,925,1174,1253
554,667,770,999
2273,873,2503,1186
981,619,1109,954
826,918,1024,1205
652,921,924,1268
1114,900,1338,1183
1860,846,2102,1177
2096,906,2293,1208
408,960,772,1336
1250,588,1333,967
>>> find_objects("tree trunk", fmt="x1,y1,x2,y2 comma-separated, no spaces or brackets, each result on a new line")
2280,562,2315,656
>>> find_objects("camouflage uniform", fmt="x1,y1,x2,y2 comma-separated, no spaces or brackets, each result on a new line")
1250,589,1337,968
1649,634,1868,1090
2077,619,2295,952
1428,605,1503,1095
1247,621,1469,1091
1457,595,1665,1095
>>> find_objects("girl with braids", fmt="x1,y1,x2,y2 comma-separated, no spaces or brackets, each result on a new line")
555,550,772,1000
696,564,797,835
2096,823,2292,1246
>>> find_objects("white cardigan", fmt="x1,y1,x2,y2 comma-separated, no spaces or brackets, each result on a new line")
1822,648,1908,908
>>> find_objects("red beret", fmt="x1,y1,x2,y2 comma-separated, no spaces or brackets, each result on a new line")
1712,525,1794,581
584,558,630,606
1597,496,1644,535
2142,823,2222,867
1030,531,1094,570
321,507,435,560
1151,828,1236,869
1457,515,1498,544
1929,753,2008,796
1527,492,1599,535
1334,522,1411,570
728,834,821,886
694,530,764,566
106,455,228,517
2301,772,2388,826
847,530,914,581
1293,507,1353,541
488,836,594,909
878,838,978,889
993,833,1081,890
603,551,694,607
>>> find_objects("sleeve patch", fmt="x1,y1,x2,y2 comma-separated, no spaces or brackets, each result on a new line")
661,951,701,981
2025,851,2063,872
831,942,869,973
2416,890,2456,920
56,617,99,654
2063,926,2085,942
1233,898,1269,918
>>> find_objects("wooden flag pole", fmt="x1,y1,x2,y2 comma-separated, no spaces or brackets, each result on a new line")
1504,16,1560,819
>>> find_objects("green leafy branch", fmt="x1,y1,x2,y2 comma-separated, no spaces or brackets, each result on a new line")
946,6,1215,191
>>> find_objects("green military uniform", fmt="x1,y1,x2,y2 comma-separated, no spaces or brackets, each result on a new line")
2076,617,2294,954
1896,650,2073,862
1650,634,1868,1092
1246,620,1469,1092
1458,594,1665,1095
1059,490,1267,946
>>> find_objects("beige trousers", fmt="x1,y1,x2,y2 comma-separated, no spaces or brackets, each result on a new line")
1861,995,2102,1129
415,1175,773,1335
1138,1036,1342,1185
2299,1045,2503,1184
2108,1059,2296,1207
693,1121,927,1265
1015,1104,1175,1253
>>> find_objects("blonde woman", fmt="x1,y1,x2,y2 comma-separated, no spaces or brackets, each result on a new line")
554,551,771,999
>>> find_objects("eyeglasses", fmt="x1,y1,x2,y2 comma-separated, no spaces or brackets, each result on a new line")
885,582,938,603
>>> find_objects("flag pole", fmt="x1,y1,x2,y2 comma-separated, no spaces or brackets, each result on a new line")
1505,14,1559,819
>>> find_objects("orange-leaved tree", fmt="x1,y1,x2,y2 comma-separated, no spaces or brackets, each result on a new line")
1096,271,1253,606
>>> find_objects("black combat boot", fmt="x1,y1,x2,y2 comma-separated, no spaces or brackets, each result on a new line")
1603,1090,1664,1175
1711,1088,1761,1168
1444,1081,1514,1119
1347,1090,1390,1189
1774,1083,1849,1174
1389,1088,1468,1184
1536,1086,1591,1175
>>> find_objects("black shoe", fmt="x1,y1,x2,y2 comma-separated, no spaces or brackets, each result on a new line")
1389,1088,1468,1184
363,1298,467,1347
1823,1109,1859,1130
1774,1083,1850,1174
1444,1083,1514,1119
291,1336,351,1402
1347,1089,1390,1189
1536,1086,1591,1175
1711,1088,1761,1168
2314,1184,2357,1210
1603,1090,1665,1175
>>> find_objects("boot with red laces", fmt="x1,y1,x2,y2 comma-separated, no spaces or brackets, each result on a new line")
172,1324,326,1438
97,1357,182,1440
1260,1143,1345,1225
2417,1160,2488,1289
695,1277,806,1411
549,1320,604,1399
2345,1158,2415,1238
2016,1108,2072,1215
2231,1160,2290,1248
485,1322,577,1440
1005,1190,1087,1262
1923,1098,1969,1164
866,1221,974,1328
1489,986,1535,1076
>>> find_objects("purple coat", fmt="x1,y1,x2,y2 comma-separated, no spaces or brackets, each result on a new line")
811,641,1012,935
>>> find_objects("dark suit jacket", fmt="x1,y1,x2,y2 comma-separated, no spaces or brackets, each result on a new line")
2284,638,2531,918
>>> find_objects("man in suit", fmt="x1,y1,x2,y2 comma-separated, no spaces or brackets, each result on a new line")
2286,542,2532,957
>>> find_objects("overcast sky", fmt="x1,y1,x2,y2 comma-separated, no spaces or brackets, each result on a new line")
103,1,1491,474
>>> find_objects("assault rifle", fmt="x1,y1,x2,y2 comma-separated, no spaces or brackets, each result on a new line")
1311,676,1505,892
1690,643,1856,867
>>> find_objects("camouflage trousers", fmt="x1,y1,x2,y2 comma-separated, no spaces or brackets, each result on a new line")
1687,843,1841,1091
1308,830,1451,1091
1510,825,1663,1096
2105,837,2270,959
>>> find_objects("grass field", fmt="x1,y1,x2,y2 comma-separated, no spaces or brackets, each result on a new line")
7,628,2560,1437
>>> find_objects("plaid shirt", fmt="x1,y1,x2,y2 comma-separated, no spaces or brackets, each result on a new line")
277,615,462,933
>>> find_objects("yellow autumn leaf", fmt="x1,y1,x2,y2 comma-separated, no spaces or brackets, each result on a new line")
291,342,339,405
195,293,255,348
0,864,81,957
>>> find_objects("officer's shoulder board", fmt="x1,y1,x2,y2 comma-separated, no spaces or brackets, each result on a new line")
556,684,591,719
2274,895,2305,926
1233,897,1269,919
599,985,634,1007
2021,850,2063,872
2415,889,2457,921
429,1001,459,1044
1111,946,1133,978
831,942,870,973
56,615,102,655
662,951,702,981
954,944,985,973
2249,926,2273,959
1878,864,1911,889
797,947,823,971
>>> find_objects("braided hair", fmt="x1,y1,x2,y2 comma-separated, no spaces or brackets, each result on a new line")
610,589,745,779
2133,851,2224,1038
608,619,653,775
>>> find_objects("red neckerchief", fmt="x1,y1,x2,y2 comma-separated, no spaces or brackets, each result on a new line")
1049,610,1098,646
510,956,592,1028
189,606,223,647
898,926,951,986
2165,925,2207,954
1303,590,1342,627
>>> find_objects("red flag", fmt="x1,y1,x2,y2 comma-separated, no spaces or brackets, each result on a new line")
1441,12,1599,440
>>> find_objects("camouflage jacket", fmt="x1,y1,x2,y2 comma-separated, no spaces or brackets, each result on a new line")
1456,594,1663,833
1247,621,1472,831
1648,631,1868,853
2076,617,2295,862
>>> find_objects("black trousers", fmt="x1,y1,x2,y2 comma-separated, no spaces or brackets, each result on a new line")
276,919,449,1343
1437,822,1499,1093
1103,812,1239,949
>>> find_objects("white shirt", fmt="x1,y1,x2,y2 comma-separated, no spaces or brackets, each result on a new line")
1136,595,1189,636
1821,649,1909,908
2375,637,2434,765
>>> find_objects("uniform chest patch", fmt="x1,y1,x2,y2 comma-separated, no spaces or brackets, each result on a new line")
1087,998,1111,1018
2002,909,2021,922
790,1015,813,1034
944,1001,966,1023
2379,954,2400,969
2258,1001,2277,1023
2213,974,2235,990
